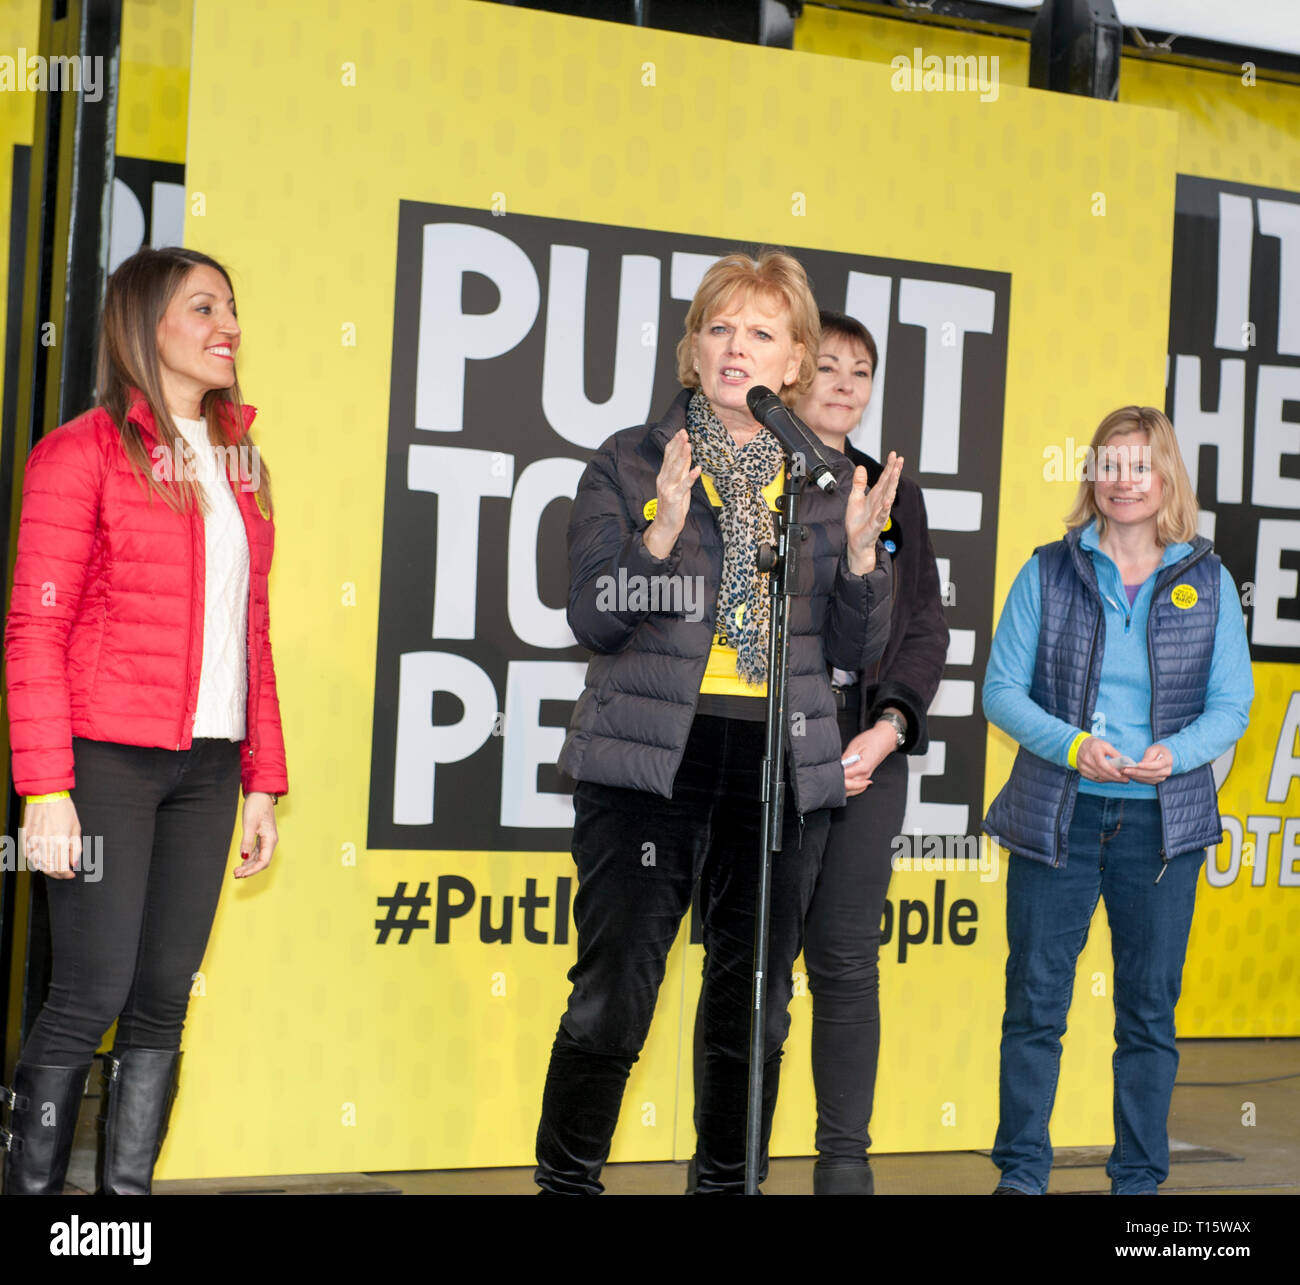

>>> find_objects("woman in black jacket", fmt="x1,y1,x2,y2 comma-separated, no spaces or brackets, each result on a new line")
536,253,901,1194
795,310,950,1194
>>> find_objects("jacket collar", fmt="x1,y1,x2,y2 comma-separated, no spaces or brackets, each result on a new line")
650,387,854,486
124,389,257,443
842,438,883,484
647,388,693,449
1067,519,1209,589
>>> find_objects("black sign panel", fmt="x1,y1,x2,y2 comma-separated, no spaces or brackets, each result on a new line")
368,201,1010,851
1167,174,1300,664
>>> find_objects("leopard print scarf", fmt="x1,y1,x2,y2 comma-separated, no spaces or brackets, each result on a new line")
685,390,783,685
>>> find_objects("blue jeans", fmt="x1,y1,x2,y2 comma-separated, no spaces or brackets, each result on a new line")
992,794,1205,1195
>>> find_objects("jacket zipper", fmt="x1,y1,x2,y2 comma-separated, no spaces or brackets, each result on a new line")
864,550,898,690
1053,582,1102,868
1147,544,1211,884
642,420,849,821
232,471,258,765
247,616,256,763
178,504,197,749
126,405,196,753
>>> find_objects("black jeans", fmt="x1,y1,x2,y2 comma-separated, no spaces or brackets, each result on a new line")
802,706,907,1164
20,737,242,1064
536,714,829,1193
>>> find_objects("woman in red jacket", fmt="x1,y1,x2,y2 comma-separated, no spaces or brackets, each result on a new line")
1,248,287,1195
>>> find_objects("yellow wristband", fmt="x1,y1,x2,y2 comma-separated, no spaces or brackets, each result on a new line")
25,791,71,804
1066,732,1090,770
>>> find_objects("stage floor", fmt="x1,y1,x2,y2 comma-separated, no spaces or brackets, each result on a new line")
62,1036,1298,1195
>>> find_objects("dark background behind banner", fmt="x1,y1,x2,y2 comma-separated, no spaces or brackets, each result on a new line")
111,156,186,271
1167,174,1300,665
368,201,1010,852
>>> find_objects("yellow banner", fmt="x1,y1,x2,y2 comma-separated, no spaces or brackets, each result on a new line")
167,0,1185,1176
798,3,1300,1042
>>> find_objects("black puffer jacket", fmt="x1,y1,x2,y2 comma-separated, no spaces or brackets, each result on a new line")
558,389,893,814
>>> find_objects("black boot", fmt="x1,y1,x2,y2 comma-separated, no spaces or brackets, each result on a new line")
534,1036,632,1195
813,1158,875,1194
95,1049,181,1195
1,1061,91,1195
691,1053,781,1194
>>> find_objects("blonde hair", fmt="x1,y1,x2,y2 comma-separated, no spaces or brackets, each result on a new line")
1064,406,1198,545
675,249,820,402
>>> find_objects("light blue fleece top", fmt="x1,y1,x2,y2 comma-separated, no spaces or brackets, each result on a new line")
983,521,1253,799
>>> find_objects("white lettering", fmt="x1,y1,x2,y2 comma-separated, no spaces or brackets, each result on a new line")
416,223,539,432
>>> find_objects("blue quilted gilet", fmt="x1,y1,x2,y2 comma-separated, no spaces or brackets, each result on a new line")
983,528,1224,869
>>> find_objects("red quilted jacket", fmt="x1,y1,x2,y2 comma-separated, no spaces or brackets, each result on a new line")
4,395,288,798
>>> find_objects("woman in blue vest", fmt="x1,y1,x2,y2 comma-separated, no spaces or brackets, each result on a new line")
981,405,1252,1196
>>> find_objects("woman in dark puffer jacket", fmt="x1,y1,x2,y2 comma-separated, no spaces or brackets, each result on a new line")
535,251,900,1194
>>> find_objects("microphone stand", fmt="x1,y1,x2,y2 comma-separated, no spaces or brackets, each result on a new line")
745,451,811,1194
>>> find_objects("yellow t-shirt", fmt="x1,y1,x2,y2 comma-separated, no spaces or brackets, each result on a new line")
699,468,783,698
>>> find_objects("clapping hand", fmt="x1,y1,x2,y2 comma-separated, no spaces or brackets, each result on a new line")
845,452,903,576
644,429,701,561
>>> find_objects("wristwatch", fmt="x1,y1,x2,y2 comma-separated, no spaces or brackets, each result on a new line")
875,710,907,750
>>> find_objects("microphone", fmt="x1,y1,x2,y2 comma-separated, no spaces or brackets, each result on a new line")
745,386,838,493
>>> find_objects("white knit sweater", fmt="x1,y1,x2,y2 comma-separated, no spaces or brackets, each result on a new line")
174,416,250,740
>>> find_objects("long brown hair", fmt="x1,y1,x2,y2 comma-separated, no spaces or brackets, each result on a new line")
96,247,272,515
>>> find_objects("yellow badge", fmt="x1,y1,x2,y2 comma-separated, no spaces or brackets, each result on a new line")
254,492,271,520
1171,583,1198,609
643,498,657,521
735,603,745,628
882,515,892,532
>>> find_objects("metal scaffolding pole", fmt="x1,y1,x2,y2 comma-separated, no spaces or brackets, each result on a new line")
0,0,121,1079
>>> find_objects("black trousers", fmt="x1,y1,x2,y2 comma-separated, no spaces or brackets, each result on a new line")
20,737,242,1064
801,706,907,1163
536,714,830,1193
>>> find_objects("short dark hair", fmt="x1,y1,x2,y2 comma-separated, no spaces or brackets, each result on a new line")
818,309,879,376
